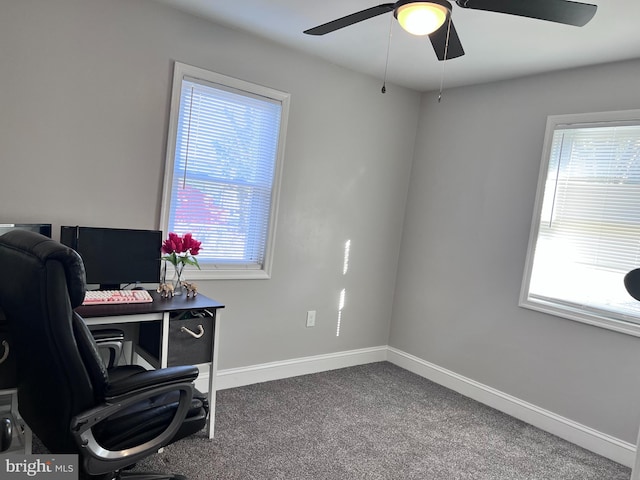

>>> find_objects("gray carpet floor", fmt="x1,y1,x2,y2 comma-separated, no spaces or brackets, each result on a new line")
131,362,631,480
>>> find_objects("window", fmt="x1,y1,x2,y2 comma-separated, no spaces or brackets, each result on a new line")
520,110,640,336
160,63,289,279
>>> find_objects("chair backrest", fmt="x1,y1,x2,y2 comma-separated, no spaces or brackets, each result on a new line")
0,230,108,453
625,268,640,301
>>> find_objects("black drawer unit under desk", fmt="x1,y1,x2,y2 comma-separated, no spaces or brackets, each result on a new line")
138,309,215,367
167,310,214,367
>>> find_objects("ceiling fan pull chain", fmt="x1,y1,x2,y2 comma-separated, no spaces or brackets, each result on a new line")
438,15,453,103
381,15,394,94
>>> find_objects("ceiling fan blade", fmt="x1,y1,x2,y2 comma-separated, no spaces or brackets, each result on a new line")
304,4,395,35
430,19,465,61
456,0,597,26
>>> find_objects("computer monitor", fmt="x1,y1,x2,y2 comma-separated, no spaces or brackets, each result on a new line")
60,226,162,290
0,223,52,237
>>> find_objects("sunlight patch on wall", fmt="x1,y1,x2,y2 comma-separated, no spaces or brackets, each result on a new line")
337,288,346,337
337,239,351,337
343,239,351,275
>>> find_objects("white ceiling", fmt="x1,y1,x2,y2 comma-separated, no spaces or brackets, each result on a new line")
154,0,640,92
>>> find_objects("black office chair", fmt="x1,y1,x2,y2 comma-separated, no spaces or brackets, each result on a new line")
624,268,640,301
0,230,208,480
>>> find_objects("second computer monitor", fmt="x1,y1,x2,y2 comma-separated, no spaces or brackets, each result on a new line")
0,223,52,237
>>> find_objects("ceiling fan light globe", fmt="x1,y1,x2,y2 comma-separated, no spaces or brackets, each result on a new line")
396,2,449,36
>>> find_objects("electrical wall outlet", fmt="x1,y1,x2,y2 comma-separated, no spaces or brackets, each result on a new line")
306,310,316,327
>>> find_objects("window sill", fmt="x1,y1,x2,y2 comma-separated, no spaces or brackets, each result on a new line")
179,267,271,281
519,297,640,338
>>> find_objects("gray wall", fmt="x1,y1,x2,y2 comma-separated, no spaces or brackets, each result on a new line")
0,0,419,368
390,59,640,444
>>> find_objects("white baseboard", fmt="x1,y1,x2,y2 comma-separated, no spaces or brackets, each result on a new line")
210,345,636,468
215,346,388,391
386,347,636,468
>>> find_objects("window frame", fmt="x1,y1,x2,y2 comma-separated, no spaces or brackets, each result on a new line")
520,109,640,337
160,62,289,280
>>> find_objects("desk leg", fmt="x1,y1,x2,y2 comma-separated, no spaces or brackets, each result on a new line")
161,312,170,369
207,312,221,439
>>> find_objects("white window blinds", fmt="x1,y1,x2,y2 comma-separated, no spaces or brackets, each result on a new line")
521,114,640,334
161,64,289,278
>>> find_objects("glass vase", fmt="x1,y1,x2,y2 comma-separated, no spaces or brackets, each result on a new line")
171,263,185,295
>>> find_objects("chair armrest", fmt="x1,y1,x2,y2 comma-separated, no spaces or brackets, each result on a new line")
105,365,199,399
71,368,198,475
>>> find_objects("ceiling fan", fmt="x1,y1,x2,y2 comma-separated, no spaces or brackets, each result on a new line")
304,0,598,61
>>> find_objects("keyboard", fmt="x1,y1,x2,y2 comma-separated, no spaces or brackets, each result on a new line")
82,290,154,305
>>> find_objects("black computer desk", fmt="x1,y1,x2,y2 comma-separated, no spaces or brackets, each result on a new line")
77,291,225,439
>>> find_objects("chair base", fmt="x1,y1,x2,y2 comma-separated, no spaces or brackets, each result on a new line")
118,473,187,480
83,472,187,480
